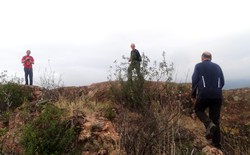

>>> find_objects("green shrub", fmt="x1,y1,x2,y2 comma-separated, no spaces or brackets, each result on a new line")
0,127,8,137
104,105,116,121
109,79,144,111
0,82,32,112
20,104,78,155
0,110,11,126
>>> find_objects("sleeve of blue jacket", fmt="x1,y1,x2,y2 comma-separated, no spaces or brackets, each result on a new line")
219,67,225,88
191,64,199,98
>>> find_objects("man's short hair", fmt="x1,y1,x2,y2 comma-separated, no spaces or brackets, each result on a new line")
202,52,212,60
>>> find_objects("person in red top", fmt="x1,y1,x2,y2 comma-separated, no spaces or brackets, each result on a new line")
21,50,34,85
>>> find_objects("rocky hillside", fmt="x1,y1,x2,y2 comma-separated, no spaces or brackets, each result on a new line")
0,81,249,155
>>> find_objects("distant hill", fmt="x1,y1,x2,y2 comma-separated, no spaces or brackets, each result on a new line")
223,79,250,90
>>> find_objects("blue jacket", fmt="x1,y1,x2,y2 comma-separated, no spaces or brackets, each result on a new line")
192,60,224,99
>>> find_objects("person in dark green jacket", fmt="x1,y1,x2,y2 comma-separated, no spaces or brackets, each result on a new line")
127,43,142,81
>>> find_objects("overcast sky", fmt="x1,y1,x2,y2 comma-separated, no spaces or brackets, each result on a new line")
0,0,250,88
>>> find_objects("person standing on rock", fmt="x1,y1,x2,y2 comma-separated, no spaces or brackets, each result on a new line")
191,51,224,149
127,43,143,81
21,50,34,85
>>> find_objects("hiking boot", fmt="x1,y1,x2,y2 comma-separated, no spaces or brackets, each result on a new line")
213,144,222,149
205,122,217,139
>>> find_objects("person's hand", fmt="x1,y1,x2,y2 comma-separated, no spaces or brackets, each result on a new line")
191,97,196,105
191,95,196,100
191,111,197,120
190,98,197,120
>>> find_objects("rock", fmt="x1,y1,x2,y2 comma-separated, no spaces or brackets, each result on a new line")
233,96,239,102
33,90,43,100
202,145,224,155
194,139,206,149
98,149,108,155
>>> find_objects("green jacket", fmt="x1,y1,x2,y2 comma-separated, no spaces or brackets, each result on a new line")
130,49,142,62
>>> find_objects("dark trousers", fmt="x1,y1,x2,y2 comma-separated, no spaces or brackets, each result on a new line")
127,61,142,81
195,98,222,147
24,68,33,85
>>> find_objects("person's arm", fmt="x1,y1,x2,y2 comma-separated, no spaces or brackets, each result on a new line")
129,51,132,62
191,65,199,98
136,50,142,61
220,67,224,88
21,56,26,63
30,56,34,64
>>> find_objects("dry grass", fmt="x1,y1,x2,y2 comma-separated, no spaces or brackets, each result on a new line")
53,96,111,117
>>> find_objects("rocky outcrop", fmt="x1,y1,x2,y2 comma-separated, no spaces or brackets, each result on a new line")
69,110,120,155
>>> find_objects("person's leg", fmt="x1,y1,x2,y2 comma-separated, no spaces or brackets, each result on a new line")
209,99,222,148
24,68,28,85
29,68,33,85
135,62,143,80
127,64,133,81
195,99,217,139
195,99,211,128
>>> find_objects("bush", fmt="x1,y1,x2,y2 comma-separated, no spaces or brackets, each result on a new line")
20,104,79,155
0,82,32,112
104,105,116,121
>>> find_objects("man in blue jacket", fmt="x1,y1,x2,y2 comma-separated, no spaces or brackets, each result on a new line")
192,51,224,149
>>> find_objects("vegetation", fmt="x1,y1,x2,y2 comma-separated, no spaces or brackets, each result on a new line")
20,104,79,155
38,60,64,89
0,82,32,112
219,89,250,155
108,52,174,110
108,52,198,154
0,71,32,125
103,105,116,121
